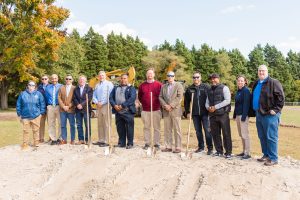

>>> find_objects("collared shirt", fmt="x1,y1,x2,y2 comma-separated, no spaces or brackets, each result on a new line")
43,84,47,91
80,85,85,96
167,82,175,97
45,83,62,105
66,84,72,97
92,80,114,104
205,85,231,110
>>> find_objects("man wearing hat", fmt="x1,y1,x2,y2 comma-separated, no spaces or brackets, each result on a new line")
159,71,184,153
205,73,232,158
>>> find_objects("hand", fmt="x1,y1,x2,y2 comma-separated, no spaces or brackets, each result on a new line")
270,110,276,115
97,102,102,109
77,104,83,110
63,106,69,111
187,113,191,119
164,105,172,111
114,105,121,111
208,106,216,113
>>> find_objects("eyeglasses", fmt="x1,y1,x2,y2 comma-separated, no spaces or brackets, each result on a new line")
41,78,48,80
167,75,175,77
193,76,200,79
65,78,72,80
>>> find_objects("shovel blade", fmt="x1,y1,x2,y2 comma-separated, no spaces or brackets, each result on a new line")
104,147,110,156
146,148,152,156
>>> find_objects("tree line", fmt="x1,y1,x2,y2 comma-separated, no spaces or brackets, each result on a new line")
1,0,300,109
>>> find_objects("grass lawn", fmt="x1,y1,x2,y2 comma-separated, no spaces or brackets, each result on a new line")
1,114,300,160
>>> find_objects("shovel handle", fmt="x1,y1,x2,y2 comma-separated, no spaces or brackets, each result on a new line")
186,92,194,153
86,93,90,147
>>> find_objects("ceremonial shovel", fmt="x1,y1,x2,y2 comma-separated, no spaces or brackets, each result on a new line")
85,94,91,149
146,92,156,157
105,86,114,155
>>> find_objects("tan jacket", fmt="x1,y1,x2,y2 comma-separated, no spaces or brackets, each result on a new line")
159,82,184,117
58,85,76,113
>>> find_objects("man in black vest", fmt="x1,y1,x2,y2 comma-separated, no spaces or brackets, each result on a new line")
205,73,232,158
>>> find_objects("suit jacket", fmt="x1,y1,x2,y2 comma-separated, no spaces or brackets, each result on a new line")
73,84,93,113
159,82,184,117
58,85,76,113
109,85,136,114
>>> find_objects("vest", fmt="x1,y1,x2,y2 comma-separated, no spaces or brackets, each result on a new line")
208,84,231,116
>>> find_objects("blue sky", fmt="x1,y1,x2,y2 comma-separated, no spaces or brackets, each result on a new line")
56,0,300,56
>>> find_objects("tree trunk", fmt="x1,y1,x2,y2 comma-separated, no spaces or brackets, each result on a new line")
0,80,9,110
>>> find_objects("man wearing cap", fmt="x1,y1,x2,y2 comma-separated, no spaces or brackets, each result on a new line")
159,71,184,153
37,75,49,143
184,72,213,155
205,73,232,158
92,71,114,147
252,65,284,166
45,74,62,145
16,81,46,150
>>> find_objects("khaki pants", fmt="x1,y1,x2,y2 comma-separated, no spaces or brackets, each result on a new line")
141,110,161,146
97,104,112,143
236,115,251,155
47,105,61,140
39,114,47,141
164,115,182,149
22,116,41,145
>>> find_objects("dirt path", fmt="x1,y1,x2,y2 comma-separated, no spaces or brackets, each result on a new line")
0,144,299,200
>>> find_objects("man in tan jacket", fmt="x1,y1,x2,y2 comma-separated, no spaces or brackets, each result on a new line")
58,75,76,144
159,71,184,153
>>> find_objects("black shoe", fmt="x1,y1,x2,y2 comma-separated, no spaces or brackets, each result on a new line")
224,154,232,159
241,155,251,160
213,152,223,157
93,141,102,145
207,149,213,155
50,140,57,145
257,156,269,162
154,144,160,150
99,143,109,147
143,144,150,150
236,152,245,157
126,145,134,149
114,144,126,148
57,139,61,143
195,148,204,153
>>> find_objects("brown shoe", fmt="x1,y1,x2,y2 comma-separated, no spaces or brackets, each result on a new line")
173,149,181,153
39,139,44,143
33,141,40,147
21,143,29,150
70,140,75,145
59,140,67,145
257,156,269,162
75,140,85,145
161,148,172,152
264,160,278,166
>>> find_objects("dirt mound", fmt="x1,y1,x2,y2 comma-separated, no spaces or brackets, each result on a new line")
0,144,299,200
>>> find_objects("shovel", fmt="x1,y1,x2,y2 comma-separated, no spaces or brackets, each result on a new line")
105,86,114,156
146,92,156,157
85,94,91,149
181,92,194,159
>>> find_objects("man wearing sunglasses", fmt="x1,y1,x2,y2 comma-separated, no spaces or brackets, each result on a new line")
37,75,49,143
159,71,184,153
58,75,76,145
184,72,213,155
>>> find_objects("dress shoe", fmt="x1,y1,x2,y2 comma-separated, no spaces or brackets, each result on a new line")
75,140,85,145
114,144,126,148
126,145,134,149
213,152,223,157
57,139,61,143
143,144,150,150
207,149,213,155
154,144,160,150
161,148,172,152
264,160,278,166
39,139,44,143
33,141,39,147
241,155,251,160
236,152,245,157
50,140,57,145
70,141,75,145
224,154,232,159
92,141,102,145
21,143,29,150
99,143,109,147
195,148,204,153
59,140,67,145
172,149,181,153
257,156,269,162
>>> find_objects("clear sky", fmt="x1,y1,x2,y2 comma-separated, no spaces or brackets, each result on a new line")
56,0,300,56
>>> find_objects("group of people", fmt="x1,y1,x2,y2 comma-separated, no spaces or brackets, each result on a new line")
16,64,284,166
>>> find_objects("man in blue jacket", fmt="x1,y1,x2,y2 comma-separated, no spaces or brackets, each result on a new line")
37,75,49,143
109,74,136,149
17,81,46,150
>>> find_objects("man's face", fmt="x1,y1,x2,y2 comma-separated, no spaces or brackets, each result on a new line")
210,77,220,86
146,70,155,80
51,75,58,85
65,76,73,85
41,76,49,85
193,74,201,85
78,77,86,86
120,75,128,85
167,74,175,83
99,72,106,82
258,68,268,80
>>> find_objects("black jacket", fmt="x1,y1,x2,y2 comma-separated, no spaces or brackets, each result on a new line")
252,77,284,115
73,84,93,113
184,83,210,116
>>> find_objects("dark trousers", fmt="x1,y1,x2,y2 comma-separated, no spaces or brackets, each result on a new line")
192,114,213,150
115,111,134,146
209,113,232,154
75,112,91,142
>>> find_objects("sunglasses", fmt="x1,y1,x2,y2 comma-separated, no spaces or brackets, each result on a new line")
193,76,200,79
41,78,48,80
167,75,175,77
65,78,72,80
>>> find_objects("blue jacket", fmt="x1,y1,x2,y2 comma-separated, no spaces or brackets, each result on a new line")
109,85,136,114
16,90,46,119
233,86,251,121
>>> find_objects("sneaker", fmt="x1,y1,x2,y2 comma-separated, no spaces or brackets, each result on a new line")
195,148,204,153
241,155,251,160
21,143,29,150
213,152,223,157
224,154,232,159
207,149,213,155
236,152,245,157
143,144,150,150
257,156,269,162
264,160,278,166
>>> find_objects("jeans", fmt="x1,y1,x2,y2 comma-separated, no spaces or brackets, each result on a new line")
75,112,91,142
60,112,75,141
256,111,280,161
192,114,213,150
115,111,134,146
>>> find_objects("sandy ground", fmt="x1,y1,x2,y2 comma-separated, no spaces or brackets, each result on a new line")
0,144,300,200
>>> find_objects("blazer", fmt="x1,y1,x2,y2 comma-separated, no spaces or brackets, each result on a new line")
109,85,136,114
73,84,93,113
58,85,76,113
159,82,184,117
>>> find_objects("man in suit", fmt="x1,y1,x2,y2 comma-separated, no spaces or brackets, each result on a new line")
58,75,76,145
159,71,184,153
37,75,49,143
109,74,136,149
73,75,93,144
